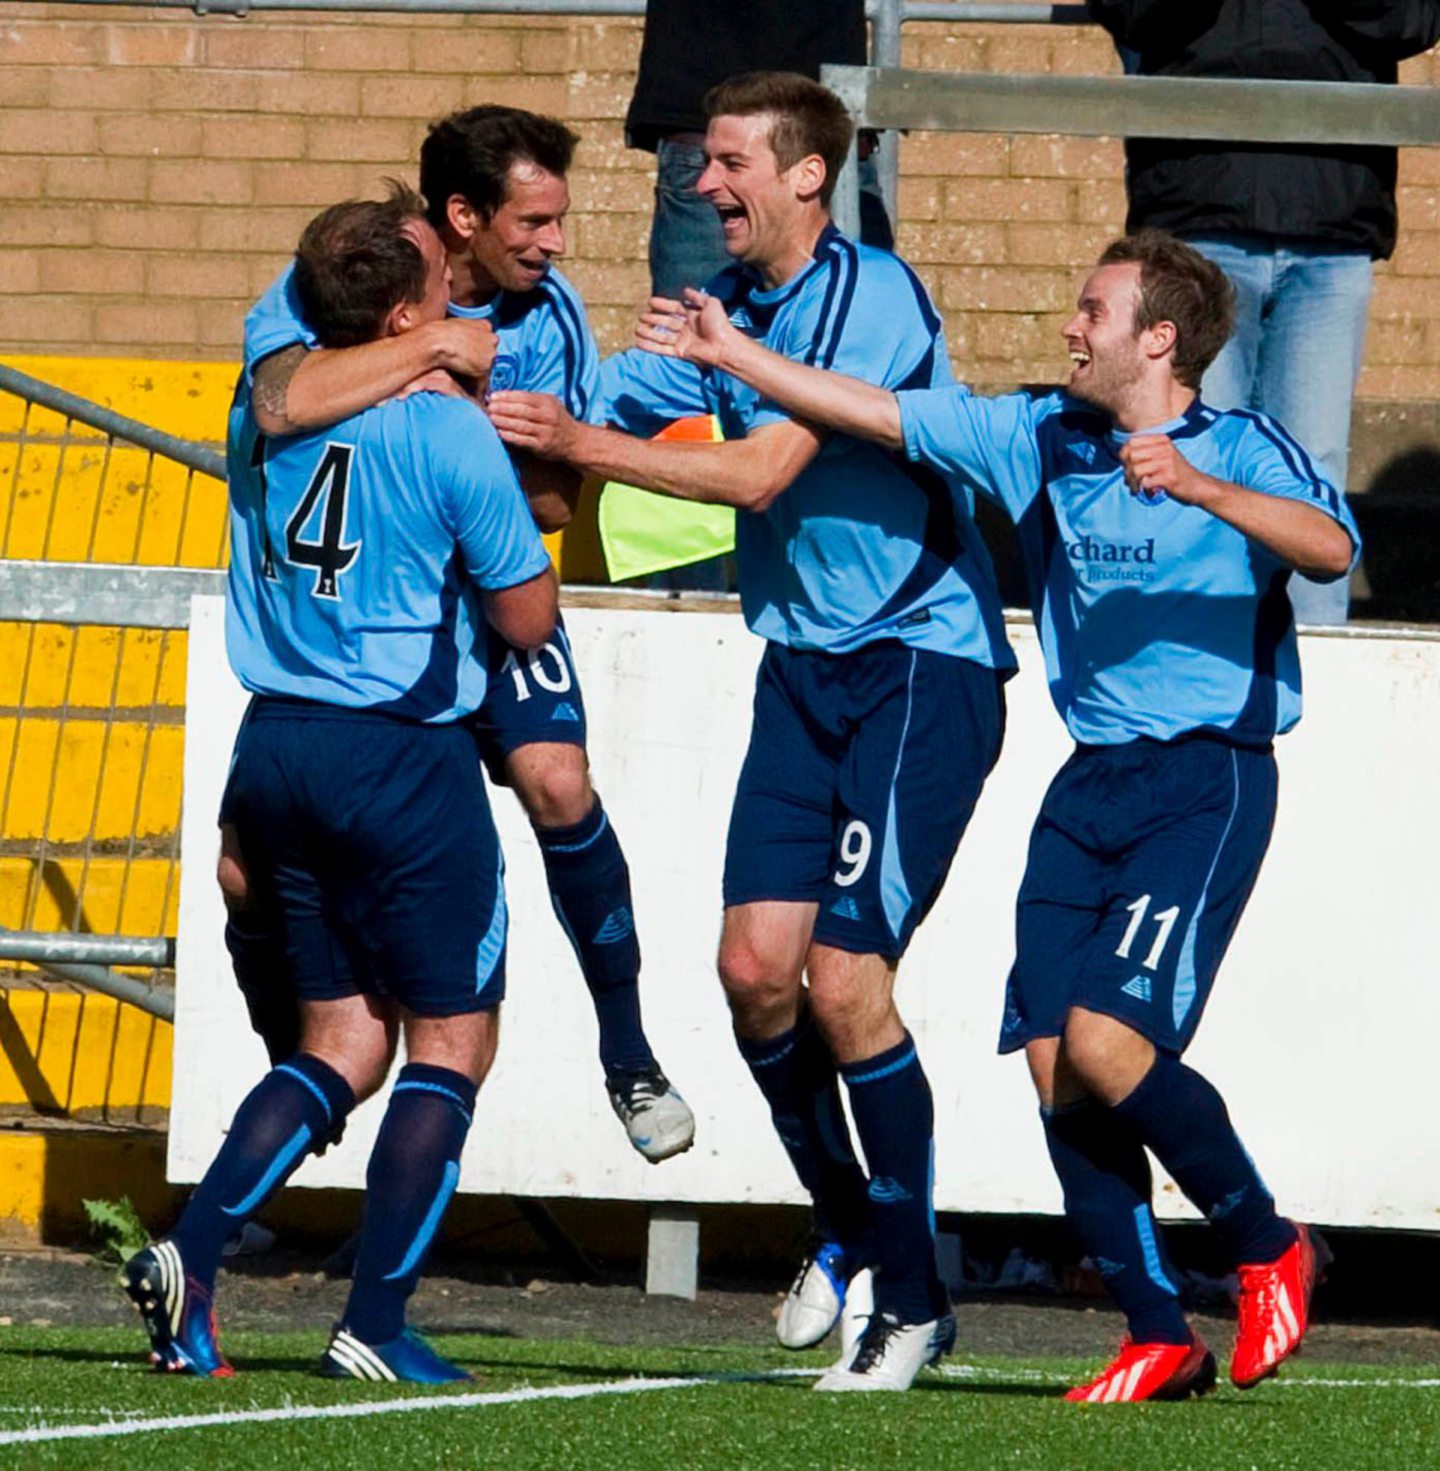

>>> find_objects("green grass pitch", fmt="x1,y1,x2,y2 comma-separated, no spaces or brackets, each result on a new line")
1,1326,1436,1470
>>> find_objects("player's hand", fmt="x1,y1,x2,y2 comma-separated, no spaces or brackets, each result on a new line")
635,289,735,369
487,390,579,461
1118,434,1213,505
426,317,498,383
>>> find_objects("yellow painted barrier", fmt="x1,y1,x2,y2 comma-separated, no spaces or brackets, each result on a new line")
0,988,171,1120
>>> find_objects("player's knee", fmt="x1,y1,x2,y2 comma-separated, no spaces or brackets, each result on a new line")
717,941,793,1028
1060,1008,1152,1103
514,753,594,829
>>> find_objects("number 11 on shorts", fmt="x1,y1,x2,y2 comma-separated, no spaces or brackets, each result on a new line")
1115,893,1180,970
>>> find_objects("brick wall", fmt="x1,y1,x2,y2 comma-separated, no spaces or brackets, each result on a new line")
3,3,1440,400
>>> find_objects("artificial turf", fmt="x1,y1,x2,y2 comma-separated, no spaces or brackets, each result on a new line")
0,1326,1435,1470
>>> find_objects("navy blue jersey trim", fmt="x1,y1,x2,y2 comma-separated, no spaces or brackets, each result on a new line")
893,256,943,340
856,455,965,635
1230,408,1340,514
1226,567,1292,744
802,243,846,368
817,236,859,371
367,546,466,721
539,277,592,420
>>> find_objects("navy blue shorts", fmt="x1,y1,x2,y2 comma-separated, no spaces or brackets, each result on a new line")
469,611,587,785
724,642,1005,960
999,738,1276,1057
220,698,507,1017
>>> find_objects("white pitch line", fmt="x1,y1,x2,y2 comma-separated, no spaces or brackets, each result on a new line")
6,1362,1440,1445
0,1374,712,1449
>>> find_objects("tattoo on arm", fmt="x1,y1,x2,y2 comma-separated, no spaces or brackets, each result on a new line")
251,345,309,429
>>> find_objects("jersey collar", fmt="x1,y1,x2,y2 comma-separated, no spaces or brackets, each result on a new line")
1105,397,1215,448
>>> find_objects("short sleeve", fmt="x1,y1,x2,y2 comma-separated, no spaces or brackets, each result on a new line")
1229,414,1362,576
244,264,317,376
417,397,552,591
601,348,712,437
899,388,1046,521
527,278,606,425
744,250,948,433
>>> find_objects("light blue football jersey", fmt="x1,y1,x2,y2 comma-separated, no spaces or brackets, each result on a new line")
898,390,1361,746
602,225,1014,668
225,387,551,723
244,262,605,425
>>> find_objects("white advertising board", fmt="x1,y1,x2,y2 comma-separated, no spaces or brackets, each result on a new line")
172,598,1440,1230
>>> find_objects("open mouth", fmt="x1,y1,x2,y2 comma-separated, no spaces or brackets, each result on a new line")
714,203,746,231
1068,348,1091,372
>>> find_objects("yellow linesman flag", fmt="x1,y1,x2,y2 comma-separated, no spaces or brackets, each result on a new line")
597,415,735,582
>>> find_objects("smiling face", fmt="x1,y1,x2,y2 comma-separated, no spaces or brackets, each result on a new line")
1061,262,1150,416
462,160,569,298
697,112,820,287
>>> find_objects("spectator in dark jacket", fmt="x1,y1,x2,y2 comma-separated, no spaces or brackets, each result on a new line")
1090,0,1440,624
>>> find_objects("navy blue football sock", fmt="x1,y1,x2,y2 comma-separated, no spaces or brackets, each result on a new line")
1042,1101,1190,1345
343,1063,478,1345
737,1013,872,1254
169,1052,354,1293
840,1034,947,1324
1115,1053,1296,1266
536,800,655,1078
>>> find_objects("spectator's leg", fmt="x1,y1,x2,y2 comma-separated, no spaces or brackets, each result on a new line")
649,136,728,300
1253,246,1373,627
1185,233,1268,415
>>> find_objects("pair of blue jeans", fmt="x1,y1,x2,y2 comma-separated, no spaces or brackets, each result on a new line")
1184,233,1373,626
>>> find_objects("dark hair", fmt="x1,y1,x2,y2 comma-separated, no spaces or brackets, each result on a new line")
420,105,578,228
293,181,429,349
1097,231,1235,388
702,71,854,207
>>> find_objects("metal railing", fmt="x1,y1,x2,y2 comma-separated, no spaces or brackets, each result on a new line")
0,364,227,1020
24,1,1093,244
823,64,1440,239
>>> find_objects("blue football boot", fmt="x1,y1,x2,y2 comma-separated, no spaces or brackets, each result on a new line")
320,1325,473,1384
120,1241,233,1378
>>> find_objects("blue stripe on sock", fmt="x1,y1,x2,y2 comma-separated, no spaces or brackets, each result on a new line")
1133,1204,1179,1297
384,1159,462,1281
393,1080,474,1123
223,1123,312,1218
275,1062,333,1125
744,1036,797,1068
541,811,610,854
844,1044,917,1086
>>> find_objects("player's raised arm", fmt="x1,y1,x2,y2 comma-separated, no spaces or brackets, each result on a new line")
1118,433,1356,579
637,288,905,451
488,389,823,514
251,318,497,437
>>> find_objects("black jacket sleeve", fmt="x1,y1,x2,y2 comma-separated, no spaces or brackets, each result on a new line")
1309,1,1440,59
1086,0,1226,50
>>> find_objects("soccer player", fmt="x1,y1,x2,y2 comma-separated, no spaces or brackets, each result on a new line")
238,106,695,1162
489,72,1015,1393
631,230,1356,1402
123,188,558,1382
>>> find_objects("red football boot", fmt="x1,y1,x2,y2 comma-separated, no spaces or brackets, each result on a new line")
1231,1221,1330,1389
1064,1333,1216,1404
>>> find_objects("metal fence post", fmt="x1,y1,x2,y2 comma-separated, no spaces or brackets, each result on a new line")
870,0,903,228
822,64,867,239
